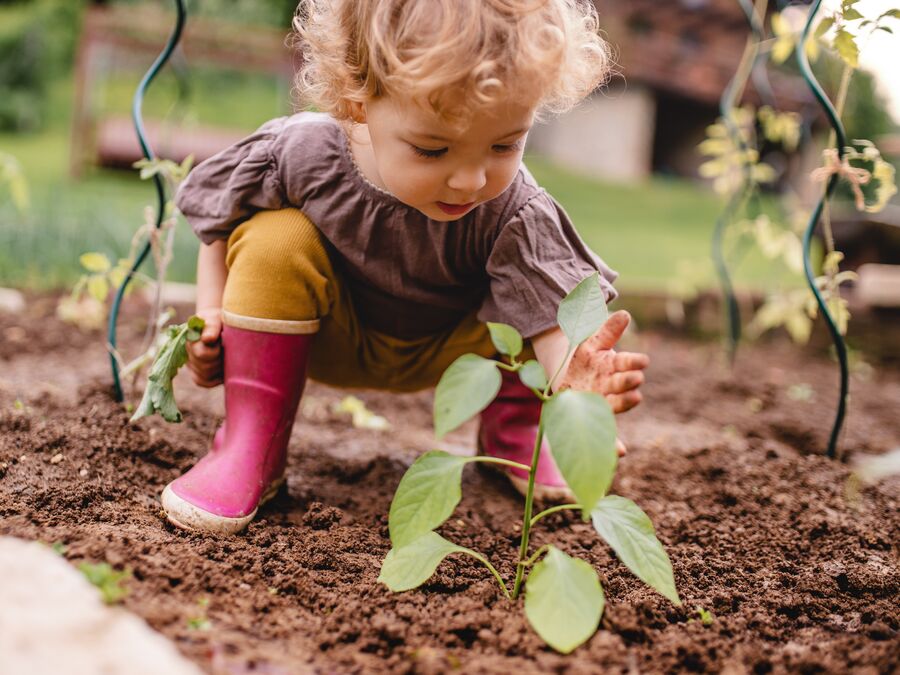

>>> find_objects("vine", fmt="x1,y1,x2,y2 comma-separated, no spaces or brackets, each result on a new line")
698,0,897,458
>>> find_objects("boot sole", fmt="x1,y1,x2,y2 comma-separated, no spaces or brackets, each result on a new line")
161,477,285,535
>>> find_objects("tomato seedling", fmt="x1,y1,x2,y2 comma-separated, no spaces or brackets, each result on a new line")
130,316,204,423
378,273,681,653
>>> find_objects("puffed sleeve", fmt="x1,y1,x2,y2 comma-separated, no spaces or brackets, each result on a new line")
478,190,618,339
174,117,288,244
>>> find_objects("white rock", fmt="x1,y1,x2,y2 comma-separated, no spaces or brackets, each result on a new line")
0,537,202,675
0,287,25,314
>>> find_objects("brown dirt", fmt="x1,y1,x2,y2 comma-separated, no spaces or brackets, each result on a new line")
1,296,898,674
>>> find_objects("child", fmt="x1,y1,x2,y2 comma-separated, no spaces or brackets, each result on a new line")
165,0,649,534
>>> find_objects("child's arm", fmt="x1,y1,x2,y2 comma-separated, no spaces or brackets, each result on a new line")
186,240,228,388
532,310,648,411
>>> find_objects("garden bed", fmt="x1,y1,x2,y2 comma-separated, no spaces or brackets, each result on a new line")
0,296,898,674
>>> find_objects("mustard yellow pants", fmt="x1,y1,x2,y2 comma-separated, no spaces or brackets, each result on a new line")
222,208,534,392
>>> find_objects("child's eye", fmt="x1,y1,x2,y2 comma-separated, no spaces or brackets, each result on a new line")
411,145,447,158
493,140,524,154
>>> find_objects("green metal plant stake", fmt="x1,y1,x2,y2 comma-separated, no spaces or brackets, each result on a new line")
108,0,186,402
796,0,850,459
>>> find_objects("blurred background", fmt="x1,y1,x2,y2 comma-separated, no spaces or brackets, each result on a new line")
0,0,897,309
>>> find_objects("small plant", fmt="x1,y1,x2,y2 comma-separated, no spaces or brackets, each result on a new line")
694,606,714,626
62,150,201,420
333,395,390,430
130,315,205,423
186,596,212,631
78,561,131,605
378,273,680,654
58,252,135,331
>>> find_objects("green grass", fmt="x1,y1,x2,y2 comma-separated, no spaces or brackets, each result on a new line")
0,73,288,289
526,156,805,293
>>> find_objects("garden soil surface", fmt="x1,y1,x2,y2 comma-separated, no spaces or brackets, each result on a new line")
1,294,898,674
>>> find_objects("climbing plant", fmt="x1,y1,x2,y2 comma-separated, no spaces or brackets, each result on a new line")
698,0,897,458
105,0,188,402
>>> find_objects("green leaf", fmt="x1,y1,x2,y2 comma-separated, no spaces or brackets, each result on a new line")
378,531,471,592
880,9,900,20
524,547,604,653
487,322,523,359
388,451,469,548
542,390,617,519
79,252,111,273
78,562,131,605
557,273,609,348
842,7,863,20
833,29,859,68
187,315,204,341
130,317,205,423
433,354,501,438
519,359,548,391
108,266,127,291
87,275,109,303
591,495,681,606
814,16,835,38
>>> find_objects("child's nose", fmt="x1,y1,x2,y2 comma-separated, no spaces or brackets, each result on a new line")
447,163,487,195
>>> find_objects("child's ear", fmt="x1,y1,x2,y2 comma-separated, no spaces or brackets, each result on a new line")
348,101,367,124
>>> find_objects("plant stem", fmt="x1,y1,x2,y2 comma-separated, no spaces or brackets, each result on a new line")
544,346,573,397
527,387,549,402
470,456,531,472
520,544,550,570
530,503,580,528
495,361,519,373
511,416,546,600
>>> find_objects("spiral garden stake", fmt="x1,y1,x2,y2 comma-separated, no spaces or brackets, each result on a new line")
108,0,187,402
795,0,850,459
711,0,768,362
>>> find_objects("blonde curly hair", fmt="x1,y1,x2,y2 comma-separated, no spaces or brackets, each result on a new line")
292,0,613,127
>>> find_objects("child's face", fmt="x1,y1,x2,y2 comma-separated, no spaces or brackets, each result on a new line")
361,96,535,221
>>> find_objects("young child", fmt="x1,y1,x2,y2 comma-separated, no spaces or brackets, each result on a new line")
165,0,649,533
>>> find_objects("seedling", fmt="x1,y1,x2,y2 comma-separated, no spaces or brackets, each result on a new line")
334,395,390,430
40,540,67,556
186,596,212,631
130,316,204,423
378,273,681,653
78,561,131,605
695,606,714,626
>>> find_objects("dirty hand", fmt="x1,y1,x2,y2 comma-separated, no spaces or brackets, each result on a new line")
186,308,224,388
556,309,649,414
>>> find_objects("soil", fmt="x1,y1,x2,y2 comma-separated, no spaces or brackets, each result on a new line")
1,295,898,674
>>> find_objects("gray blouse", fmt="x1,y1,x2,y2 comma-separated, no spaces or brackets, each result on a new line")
175,112,617,340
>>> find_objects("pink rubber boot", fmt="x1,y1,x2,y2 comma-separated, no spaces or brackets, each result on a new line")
161,321,314,533
478,369,574,501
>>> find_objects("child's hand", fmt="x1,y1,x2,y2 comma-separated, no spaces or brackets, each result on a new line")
556,310,649,414
186,308,224,388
